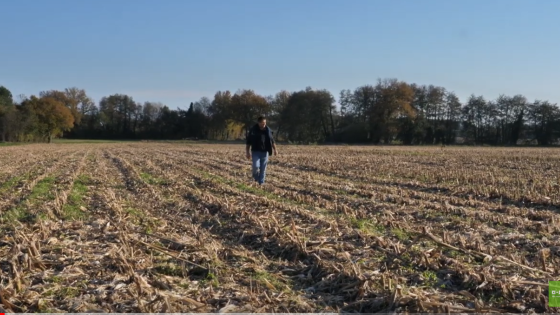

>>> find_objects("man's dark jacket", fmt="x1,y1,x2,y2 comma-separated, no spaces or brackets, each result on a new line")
246,124,274,156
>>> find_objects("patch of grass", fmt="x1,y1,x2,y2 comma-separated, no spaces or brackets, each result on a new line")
140,172,170,186
177,282,190,289
51,139,134,144
421,270,438,287
124,204,159,233
55,286,80,298
446,249,460,258
399,264,416,275
334,189,349,195
1,176,56,223
202,272,220,287
125,206,150,230
30,176,56,200
0,142,27,147
350,218,385,235
236,182,253,191
154,262,184,277
39,283,79,300
47,276,63,283
236,182,281,200
114,183,126,189
143,217,162,234
36,299,57,313
0,175,24,193
253,270,291,292
482,292,506,305
126,207,144,220
391,228,411,241
62,174,91,220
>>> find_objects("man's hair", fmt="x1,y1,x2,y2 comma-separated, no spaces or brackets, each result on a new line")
257,116,266,122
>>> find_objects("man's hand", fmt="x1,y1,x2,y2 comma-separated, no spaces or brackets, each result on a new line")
246,144,251,160
273,149,278,156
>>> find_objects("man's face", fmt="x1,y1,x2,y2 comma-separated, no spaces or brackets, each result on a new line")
258,119,266,129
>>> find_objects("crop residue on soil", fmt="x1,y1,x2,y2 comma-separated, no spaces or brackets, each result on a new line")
0,143,558,313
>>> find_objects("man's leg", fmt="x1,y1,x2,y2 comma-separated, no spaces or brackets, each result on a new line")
258,152,268,184
251,152,260,182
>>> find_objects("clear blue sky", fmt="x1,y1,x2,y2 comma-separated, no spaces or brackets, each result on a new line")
1,0,560,110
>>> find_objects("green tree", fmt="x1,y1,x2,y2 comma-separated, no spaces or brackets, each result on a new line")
462,94,491,144
495,94,527,145
98,94,138,138
444,91,462,144
280,87,336,143
193,96,211,115
0,86,14,142
268,90,291,140
528,100,560,145
208,91,233,139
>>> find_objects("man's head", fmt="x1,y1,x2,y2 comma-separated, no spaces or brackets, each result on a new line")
257,116,266,129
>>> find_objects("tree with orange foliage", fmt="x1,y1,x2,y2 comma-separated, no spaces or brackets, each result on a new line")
230,89,270,133
369,78,416,143
22,96,75,143
39,90,81,125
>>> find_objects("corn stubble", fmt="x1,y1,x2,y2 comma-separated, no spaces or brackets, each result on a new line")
0,142,559,313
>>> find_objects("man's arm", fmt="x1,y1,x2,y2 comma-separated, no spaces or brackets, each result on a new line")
270,130,277,154
246,129,252,157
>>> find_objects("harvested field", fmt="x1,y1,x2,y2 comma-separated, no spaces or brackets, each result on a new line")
0,142,559,313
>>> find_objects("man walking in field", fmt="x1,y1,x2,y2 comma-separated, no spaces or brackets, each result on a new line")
246,116,277,185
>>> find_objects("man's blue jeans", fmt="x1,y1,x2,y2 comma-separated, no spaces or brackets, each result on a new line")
251,151,268,184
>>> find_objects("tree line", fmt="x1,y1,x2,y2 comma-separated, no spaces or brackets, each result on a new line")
1,79,559,145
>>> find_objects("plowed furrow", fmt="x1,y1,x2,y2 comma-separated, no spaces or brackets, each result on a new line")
0,150,81,224
120,146,552,314
169,145,559,210
178,148,560,216
147,151,544,257
115,148,404,311
102,149,329,312
180,153,557,280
